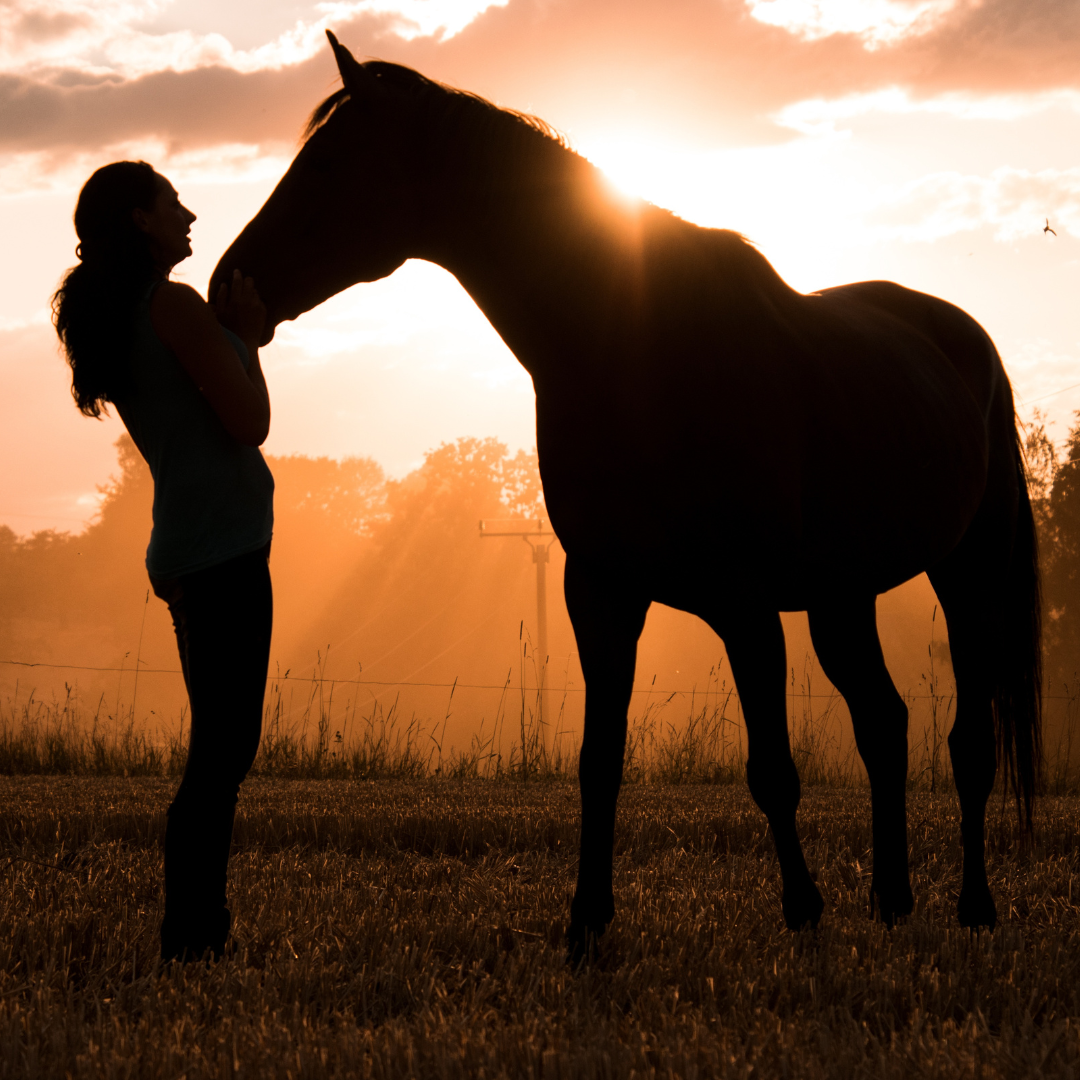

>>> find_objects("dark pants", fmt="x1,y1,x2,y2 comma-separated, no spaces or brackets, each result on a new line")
150,542,272,960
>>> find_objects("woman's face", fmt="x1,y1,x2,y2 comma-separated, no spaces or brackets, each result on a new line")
133,174,197,273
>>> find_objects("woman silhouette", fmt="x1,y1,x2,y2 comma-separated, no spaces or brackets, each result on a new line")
53,161,274,962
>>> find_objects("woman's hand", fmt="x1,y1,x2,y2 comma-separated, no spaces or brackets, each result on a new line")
150,280,271,447
215,268,266,350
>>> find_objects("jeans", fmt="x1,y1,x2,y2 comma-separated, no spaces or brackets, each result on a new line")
150,542,272,960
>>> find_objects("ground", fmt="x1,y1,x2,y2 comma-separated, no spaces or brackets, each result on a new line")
1,777,1078,1078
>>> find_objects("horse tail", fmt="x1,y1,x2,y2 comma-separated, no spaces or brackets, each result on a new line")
994,424,1043,829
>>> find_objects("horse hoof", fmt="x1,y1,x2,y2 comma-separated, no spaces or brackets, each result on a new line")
565,921,606,968
957,885,997,930
782,882,825,931
872,880,914,928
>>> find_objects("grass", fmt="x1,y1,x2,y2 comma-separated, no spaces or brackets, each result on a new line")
2,777,1080,1077
0,654,973,785
3,659,1080,1076
8,653,1080,797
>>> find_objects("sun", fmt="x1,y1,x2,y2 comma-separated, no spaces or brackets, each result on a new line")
581,132,691,206
576,128,868,294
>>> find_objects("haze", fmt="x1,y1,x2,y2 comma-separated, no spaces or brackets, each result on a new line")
3,0,1078,532
1,0,1077,756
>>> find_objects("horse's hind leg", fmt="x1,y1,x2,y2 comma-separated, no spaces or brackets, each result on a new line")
714,610,824,930
808,596,914,924
564,556,650,961
928,562,999,930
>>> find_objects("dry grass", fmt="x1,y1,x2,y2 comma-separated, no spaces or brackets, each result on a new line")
2,776,1080,1078
0,656,1004,789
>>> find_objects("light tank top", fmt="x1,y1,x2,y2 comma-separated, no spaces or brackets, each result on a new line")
114,281,274,577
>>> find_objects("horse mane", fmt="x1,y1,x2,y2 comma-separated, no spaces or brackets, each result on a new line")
303,62,567,149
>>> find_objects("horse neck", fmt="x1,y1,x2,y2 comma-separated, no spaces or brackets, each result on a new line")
418,138,651,380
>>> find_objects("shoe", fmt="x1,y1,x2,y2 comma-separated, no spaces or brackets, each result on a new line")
161,906,232,963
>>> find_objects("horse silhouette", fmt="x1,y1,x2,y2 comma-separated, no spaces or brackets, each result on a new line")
211,32,1041,957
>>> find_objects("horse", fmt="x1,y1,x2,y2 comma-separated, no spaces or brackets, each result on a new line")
211,31,1042,957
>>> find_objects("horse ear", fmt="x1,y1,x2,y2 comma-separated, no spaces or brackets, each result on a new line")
326,30,380,100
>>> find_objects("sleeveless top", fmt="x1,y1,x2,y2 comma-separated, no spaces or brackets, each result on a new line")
113,281,274,578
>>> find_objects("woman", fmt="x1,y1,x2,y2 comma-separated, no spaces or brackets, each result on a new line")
53,160,274,962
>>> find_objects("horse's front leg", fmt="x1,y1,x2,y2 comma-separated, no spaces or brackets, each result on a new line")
564,555,650,962
719,609,824,930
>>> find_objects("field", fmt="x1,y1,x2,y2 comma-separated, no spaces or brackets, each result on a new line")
3,774,1080,1078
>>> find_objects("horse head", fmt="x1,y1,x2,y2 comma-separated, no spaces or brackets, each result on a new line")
209,33,422,343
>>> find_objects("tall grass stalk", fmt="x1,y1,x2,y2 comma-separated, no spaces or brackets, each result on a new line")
0,681,184,777
3,652,1079,796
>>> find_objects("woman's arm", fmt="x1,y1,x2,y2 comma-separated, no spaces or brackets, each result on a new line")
150,271,271,446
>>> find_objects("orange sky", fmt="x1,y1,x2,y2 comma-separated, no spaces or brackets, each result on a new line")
2,0,1079,533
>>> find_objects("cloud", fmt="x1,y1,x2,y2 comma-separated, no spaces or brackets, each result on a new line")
886,0,1080,96
867,166,1080,242
0,1,878,160
1010,339,1080,412
0,0,1078,170
0,0,508,79
776,85,1080,136
0,308,51,332
0,56,338,154
14,6,90,43
747,0,960,49
0,139,293,196
320,0,510,42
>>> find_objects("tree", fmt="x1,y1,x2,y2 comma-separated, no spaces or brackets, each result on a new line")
285,437,555,684
1040,414,1080,689
0,435,551,701
270,454,388,537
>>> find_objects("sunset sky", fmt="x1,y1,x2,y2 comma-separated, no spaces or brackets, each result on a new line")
1,0,1078,534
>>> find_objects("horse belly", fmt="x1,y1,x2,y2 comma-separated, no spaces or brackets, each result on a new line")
534,307,990,605
536,381,814,606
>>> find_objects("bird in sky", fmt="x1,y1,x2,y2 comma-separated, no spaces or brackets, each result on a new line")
1044,218,1057,236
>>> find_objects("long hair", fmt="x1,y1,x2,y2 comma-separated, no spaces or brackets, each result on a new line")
52,161,160,418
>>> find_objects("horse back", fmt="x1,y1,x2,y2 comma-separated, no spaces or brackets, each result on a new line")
814,281,1004,421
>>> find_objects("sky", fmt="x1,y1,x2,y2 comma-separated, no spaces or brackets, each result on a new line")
1,0,1078,534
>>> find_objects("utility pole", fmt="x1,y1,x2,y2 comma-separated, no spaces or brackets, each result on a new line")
479,517,556,752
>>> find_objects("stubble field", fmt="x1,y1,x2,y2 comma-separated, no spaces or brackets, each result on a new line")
2,776,1080,1078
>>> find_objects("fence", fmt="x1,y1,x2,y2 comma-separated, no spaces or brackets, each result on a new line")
3,652,1080,792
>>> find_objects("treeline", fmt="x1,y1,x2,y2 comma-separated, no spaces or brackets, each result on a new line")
0,436,558,725
3,413,1080,721
1027,411,1080,692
